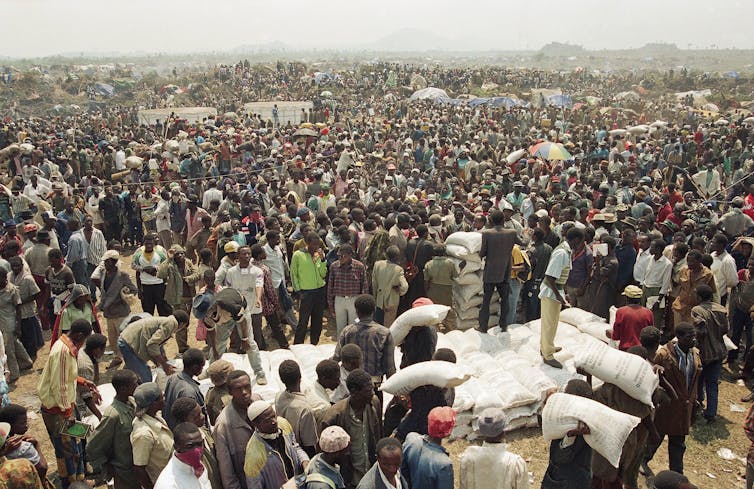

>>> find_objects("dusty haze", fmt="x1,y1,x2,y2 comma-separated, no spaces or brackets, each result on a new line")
3,0,754,58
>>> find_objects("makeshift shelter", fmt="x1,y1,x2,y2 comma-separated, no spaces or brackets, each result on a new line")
137,107,217,126
489,97,526,108
409,87,449,101
243,101,313,125
545,94,573,108
615,91,640,102
530,88,565,108
93,83,115,97
409,74,428,89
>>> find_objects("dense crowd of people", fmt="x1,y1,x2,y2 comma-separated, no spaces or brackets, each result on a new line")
2,60,753,489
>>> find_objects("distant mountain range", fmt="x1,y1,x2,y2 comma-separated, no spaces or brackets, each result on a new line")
361,28,489,52
2,29,751,61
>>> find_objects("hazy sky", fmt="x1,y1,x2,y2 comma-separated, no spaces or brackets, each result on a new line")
3,0,754,57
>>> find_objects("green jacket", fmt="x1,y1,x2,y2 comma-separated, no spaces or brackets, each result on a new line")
86,398,136,479
158,258,201,305
290,249,327,291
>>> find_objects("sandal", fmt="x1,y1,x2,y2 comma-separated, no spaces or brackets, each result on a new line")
107,358,124,369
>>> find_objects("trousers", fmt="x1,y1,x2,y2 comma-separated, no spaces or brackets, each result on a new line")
158,229,173,249
294,287,326,345
540,297,561,360
118,338,153,383
2,327,33,382
479,281,509,332
729,308,753,364
140,283,172,317
209,315,265,378
506,280,523,326
105,317,125,359
334,296,358,338
375,306,398,330
645,434,686,474
697,359,722,418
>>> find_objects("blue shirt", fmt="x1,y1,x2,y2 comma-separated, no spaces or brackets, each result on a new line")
305,454,345,489
615,243,637,287
66,231,88,263
401,433,453,489
566,246,593,289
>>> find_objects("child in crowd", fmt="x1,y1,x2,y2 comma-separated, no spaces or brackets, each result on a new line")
0,404,49,479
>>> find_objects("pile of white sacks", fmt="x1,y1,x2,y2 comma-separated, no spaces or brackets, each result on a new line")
445,232,499,330
94,306,657,454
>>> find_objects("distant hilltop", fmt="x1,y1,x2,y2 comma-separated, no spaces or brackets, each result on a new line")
538,42,682,57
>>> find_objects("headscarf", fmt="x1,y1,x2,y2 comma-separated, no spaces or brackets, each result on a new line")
66,284,90,306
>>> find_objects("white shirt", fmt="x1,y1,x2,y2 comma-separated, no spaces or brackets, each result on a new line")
459,442,529,489
331,366,351,403
303,380,332,421
711,250,738,298
87,194,103,225
202,188,224,210
115,150,127,171
262,243,286,288
224,264,264,314
153,454,211,489
23,183,49,203
155,199,171,233
692,169,721,198
520,198,536,220
639,255,673,295
379,465,403,489
539,242,571,301
633,249,652,284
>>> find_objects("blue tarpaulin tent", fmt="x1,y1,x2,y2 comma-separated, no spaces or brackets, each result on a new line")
93,83,115,97
489,97,525,108
468,98,490,107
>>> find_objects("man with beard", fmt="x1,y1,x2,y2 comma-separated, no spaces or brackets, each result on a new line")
243,401,310,489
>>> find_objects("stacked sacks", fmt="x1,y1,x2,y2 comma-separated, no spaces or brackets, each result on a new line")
445,232,500,329
438,328,566,440
559,307,613,344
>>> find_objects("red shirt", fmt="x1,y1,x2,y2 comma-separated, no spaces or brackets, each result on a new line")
744,194,754,220
612,305,654,350
656,203,672,224
668,191,683,207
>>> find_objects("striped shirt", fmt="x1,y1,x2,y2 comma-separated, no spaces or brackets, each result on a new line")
66,230,88,263
38,335,79,414
333,320,396,379
84,227,107,266
327,259,369,312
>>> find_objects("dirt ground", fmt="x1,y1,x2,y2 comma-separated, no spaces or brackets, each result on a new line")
9,262,752,489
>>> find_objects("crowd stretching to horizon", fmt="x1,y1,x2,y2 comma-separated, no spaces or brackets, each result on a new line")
2,61,754,489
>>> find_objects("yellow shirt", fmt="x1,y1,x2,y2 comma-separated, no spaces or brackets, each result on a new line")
37,336,79,412
131,413,174,484
510,245,531,283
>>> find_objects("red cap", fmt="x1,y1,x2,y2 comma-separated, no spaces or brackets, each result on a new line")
412,297,434,308
427,407,456,438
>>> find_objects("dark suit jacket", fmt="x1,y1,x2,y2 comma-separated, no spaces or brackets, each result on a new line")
480,226,517,283
320,397,383,488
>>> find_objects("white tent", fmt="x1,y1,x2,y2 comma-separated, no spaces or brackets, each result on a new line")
137,107,217,125
409,87,449,101
243,101,313,125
